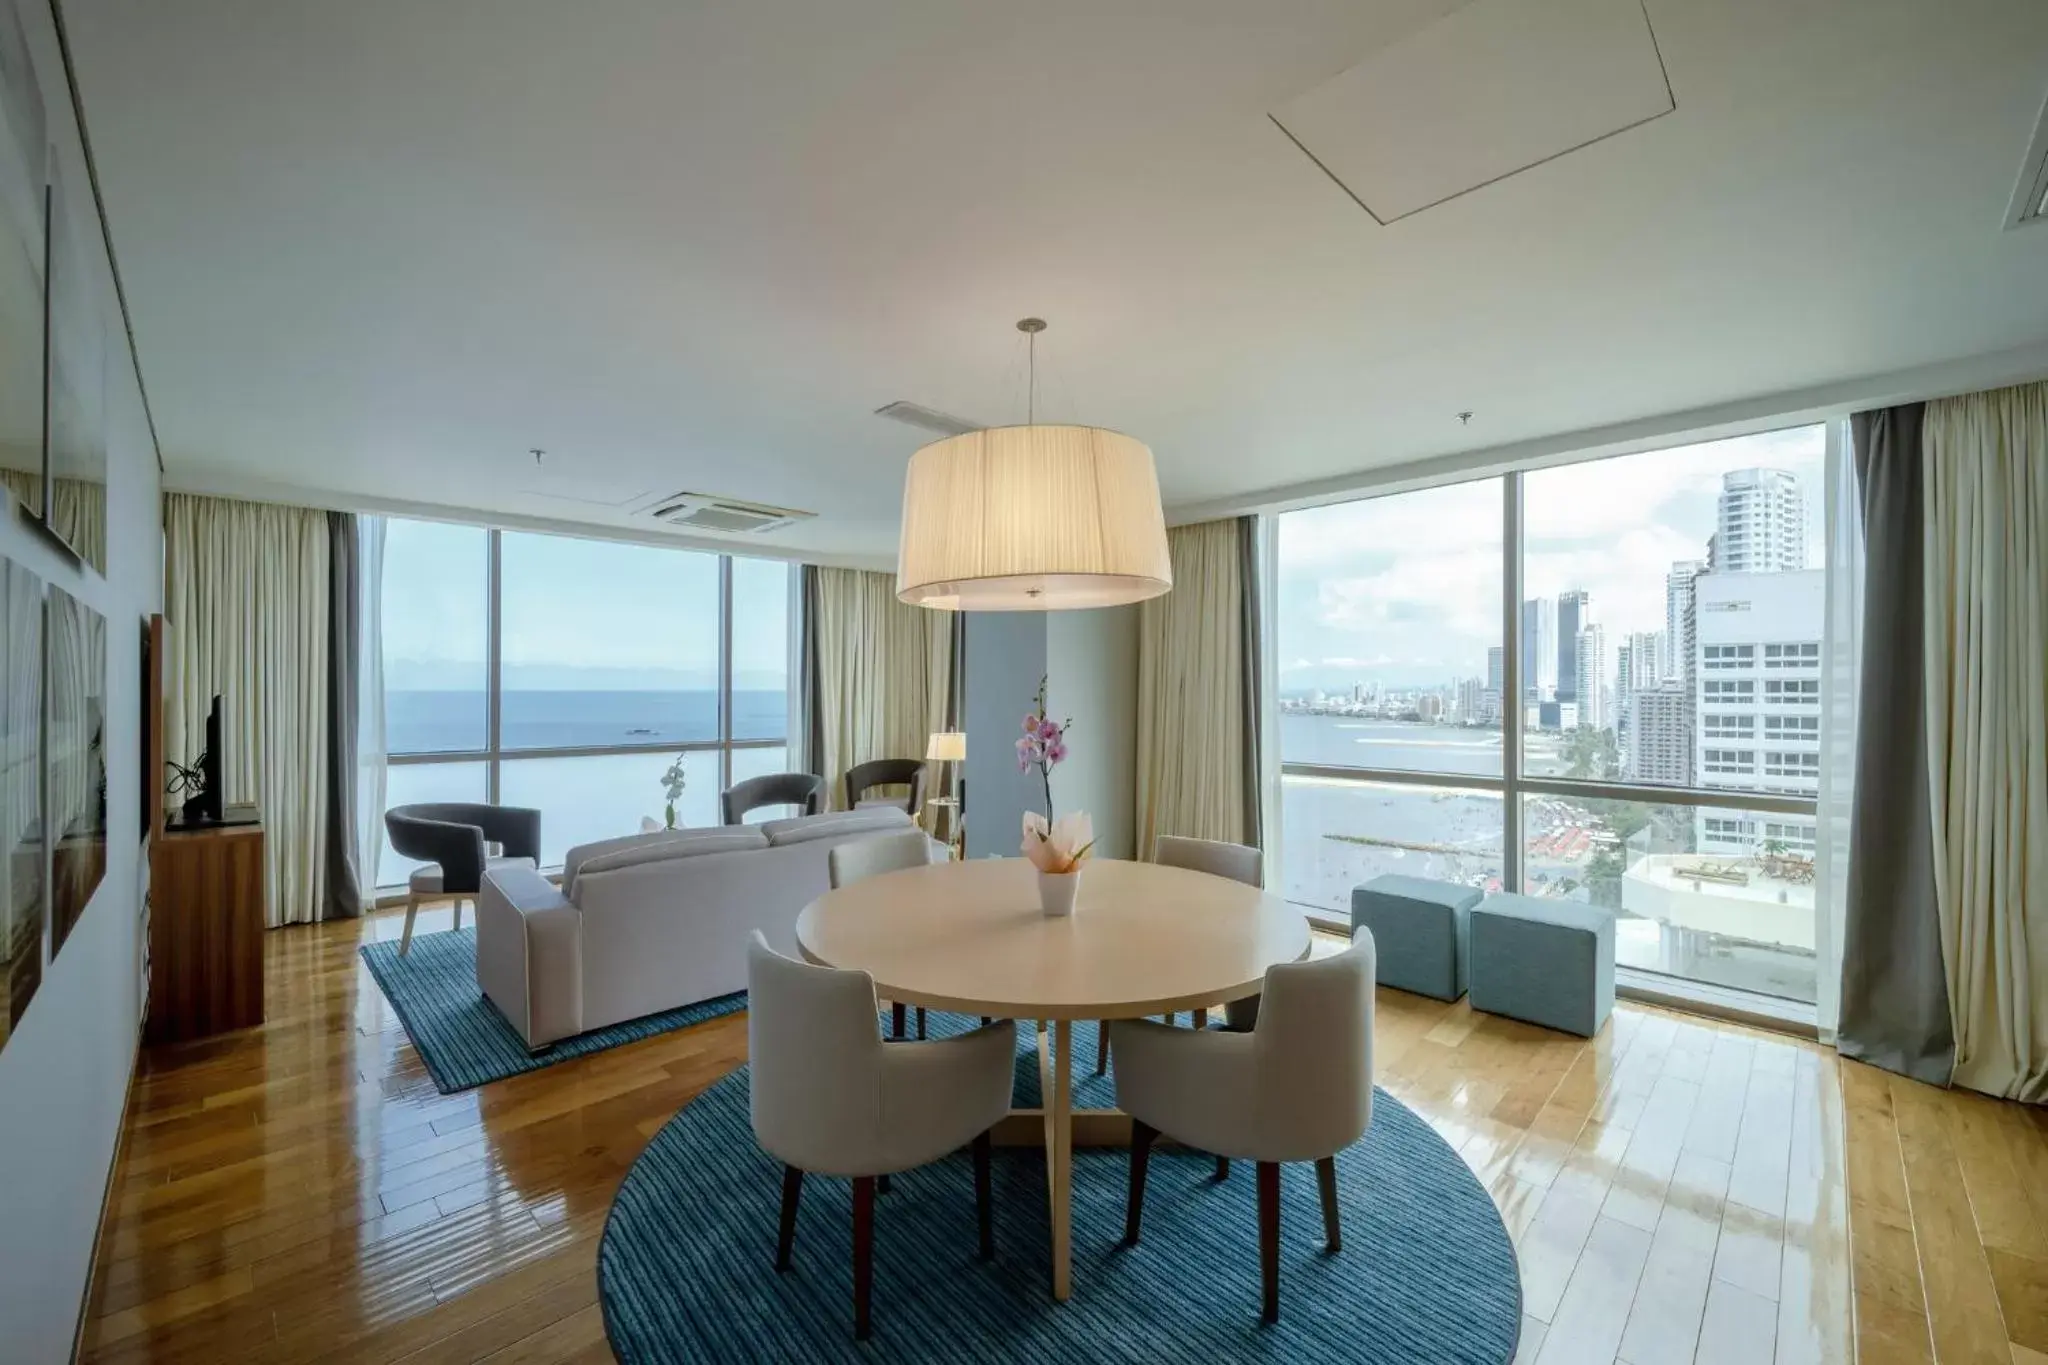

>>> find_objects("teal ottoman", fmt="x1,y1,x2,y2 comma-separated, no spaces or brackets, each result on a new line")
1350,875,1483,1001
1468,894,1615,1037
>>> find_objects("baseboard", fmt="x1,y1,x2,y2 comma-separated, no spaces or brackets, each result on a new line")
71,1024,143,1364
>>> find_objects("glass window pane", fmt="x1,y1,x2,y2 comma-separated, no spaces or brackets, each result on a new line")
501,751,722,868
727,745,798,821
1280,773,1503,916
1520,426,1826,793
383,520,489,754
1277,478,1504,777
377,761,488,889
730,557,791,741
1521,795,1816,1003
499,532,720,750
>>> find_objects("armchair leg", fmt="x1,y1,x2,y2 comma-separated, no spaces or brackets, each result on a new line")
877,1174,891,1195
916,1007,927,1040
1215,1156,1231,1182
1258,1161,1281,1324
852,1175,875,1341
776,1166,803,1272
398,895,420,956
891,1002,907,1040
1124,1119,1158,1246
1095,1025,1110,1076
452,898,463,934
972,1129,994,1260
1194,1008,1208,1030
1317,1155,1341,1253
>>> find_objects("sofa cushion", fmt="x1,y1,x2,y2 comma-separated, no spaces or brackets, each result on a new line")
564,828,769,895
759,807,914,847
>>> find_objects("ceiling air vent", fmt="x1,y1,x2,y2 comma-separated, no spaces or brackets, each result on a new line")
874,400,984,438
644,493,815,534
2005,92,2048,230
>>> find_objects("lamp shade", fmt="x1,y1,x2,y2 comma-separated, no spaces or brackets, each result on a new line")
925,731,966,762
895,424,1173,610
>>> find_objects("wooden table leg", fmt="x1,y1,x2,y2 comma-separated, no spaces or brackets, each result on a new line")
1050,1018,1073,1301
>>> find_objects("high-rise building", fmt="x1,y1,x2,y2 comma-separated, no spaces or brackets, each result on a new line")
1711,468,1807,573
1665,561,1704,683
1630,685,1692,784
1573,623,1607,731
1520,598,1557,703
1695,569,1824,854
1456,676,1484,724
1486,646,1504,696
1556,590,1590,703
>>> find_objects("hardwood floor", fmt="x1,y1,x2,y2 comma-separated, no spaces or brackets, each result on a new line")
76,907,2044,1363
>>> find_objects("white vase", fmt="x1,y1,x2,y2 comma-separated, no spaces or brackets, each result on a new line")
1037,868,1081,918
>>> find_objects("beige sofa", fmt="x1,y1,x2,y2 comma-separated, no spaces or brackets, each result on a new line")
476,807,925,1049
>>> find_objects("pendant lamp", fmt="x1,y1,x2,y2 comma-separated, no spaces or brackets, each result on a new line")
895,319,1172,611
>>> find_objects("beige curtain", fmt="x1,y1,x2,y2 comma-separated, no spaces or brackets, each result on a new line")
164,493,333,927
1135,519,1250,861
1923,380,2048,1101
0,471,107,572
810,567,951,809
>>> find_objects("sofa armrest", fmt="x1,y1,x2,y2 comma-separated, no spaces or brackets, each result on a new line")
477,865,583,1050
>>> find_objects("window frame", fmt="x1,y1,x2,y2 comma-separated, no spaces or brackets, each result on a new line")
384,524,798,878
1271,425,1830,965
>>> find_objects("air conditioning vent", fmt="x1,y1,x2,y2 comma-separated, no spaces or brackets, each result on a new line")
643,493,816,534
874,401,984,438
2005,92,2048,230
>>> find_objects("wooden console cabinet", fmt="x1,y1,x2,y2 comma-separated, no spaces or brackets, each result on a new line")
147,807,266,1043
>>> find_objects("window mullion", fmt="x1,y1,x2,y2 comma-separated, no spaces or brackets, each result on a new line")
718,555,734,792
486,526,503,804
1502,472,1524,893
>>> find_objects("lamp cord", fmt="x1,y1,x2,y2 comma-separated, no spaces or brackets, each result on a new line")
1027,328,1035,425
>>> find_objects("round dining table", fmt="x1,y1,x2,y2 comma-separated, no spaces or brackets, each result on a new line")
795,855,1312,1301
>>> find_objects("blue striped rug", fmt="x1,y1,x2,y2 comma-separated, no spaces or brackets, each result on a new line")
599,1041,1522,1362
360,928,751,1093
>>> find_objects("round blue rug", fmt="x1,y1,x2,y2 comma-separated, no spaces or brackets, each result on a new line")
598,1049,1522,1362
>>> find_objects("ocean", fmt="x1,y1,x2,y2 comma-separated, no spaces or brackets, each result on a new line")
387,688,789,754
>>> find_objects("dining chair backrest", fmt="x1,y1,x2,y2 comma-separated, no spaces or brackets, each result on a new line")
1252,938,1375,1156
1154,834,1263,888
746,932,887,1172
828,830,933,891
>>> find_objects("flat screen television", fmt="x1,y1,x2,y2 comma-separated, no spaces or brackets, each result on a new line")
196,694,223,824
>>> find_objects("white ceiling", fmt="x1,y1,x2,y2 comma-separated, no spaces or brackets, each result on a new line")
63,0,2048,563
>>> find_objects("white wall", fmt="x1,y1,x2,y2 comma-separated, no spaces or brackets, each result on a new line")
1045,607,1138,860
0,2,164,1358
962,613,1046,860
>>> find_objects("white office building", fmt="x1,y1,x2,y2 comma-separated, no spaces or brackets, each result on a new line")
1694,569,1824,854
1521,598,1557,703
1711,468,1807,573
1664,561,1704,682
1574,623,1607,732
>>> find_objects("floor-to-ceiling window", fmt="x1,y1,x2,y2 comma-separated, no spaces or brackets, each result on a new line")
1275,423,1835,1008
378,518,795,885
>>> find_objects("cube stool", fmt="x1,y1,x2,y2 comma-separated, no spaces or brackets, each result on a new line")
1349,875,1483,1002
1468,893,1615,1037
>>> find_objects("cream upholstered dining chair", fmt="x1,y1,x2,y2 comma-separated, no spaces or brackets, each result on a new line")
1109,936,1375,1325
1095,834,1265,1075
828,830,935,1040
746,932,1013,1342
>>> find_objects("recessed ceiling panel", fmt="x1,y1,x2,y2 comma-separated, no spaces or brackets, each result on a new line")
1274,0,1674,223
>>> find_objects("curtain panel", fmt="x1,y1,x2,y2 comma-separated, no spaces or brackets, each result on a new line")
805,567,952,810
1837,406,1954,1084
1135,518,1254,862
1923,380,2048,1101
163,493,334,927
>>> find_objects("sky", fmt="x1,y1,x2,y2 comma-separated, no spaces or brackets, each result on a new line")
1276,424,1830,693
380,520,793,691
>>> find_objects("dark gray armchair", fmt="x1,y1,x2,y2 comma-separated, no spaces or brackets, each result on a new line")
722,773,826,826
843,759,927,816
384,802,542,956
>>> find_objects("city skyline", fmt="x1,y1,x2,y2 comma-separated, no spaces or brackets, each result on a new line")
1277,425,1826,692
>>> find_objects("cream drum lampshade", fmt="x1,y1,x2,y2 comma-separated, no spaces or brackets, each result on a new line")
895,424,1174,610
925,731,967,762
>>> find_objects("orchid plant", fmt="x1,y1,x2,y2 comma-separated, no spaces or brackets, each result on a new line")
1016,676,1093,873
660,752,689,830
